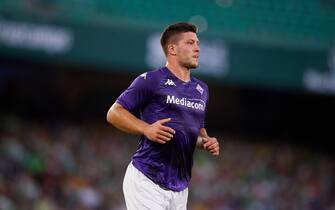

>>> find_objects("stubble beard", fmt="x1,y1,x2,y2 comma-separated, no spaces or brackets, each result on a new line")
188,62,198,69
181,60,198,70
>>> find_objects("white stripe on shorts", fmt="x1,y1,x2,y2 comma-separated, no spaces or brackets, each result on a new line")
123,162,188,210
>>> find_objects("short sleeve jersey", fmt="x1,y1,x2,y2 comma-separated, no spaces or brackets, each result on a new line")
117,67,209,192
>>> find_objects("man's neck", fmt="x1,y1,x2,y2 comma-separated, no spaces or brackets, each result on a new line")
165,62,190,82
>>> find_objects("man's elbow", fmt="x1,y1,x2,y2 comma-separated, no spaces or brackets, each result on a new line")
106,108,114,124
106,103,118,125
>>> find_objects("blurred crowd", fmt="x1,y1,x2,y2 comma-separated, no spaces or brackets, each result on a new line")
0,116,334,210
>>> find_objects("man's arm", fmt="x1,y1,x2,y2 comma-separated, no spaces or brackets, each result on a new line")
107,102,175,144
196,128,220,156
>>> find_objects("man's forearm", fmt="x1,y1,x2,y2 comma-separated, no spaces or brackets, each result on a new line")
107,102,148,135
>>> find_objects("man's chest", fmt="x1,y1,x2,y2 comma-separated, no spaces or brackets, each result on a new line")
153,81,207,114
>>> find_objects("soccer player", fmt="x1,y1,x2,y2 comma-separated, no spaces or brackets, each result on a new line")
107,22,220,210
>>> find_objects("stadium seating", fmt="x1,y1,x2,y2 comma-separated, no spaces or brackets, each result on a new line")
1,117,334,210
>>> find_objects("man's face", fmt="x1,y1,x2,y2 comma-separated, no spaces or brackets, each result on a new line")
173,32,200,69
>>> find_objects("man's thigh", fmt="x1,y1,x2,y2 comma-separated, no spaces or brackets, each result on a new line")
169,188,188,210
123,163,170,210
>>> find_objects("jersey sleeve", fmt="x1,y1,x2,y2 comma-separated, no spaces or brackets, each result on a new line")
116,72,157,112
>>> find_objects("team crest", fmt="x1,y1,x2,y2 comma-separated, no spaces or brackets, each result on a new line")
196,84,204,94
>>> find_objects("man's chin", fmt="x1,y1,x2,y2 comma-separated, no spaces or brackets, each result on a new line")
181,61,198,69
189,63,199,69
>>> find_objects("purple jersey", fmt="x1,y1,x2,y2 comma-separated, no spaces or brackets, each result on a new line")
117,67,209,191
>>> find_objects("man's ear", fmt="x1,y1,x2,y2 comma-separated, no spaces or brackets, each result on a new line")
167,43,177,56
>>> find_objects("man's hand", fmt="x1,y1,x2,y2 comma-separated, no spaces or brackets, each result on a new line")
202,136,220,156
143,118,176,144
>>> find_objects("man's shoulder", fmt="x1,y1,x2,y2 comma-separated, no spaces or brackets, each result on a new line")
138,67,167,81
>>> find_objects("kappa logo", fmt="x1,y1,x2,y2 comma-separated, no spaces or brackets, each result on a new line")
164,79,176,86
196,84,204,94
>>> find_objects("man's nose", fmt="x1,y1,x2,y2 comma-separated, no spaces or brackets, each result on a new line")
194,45,200,52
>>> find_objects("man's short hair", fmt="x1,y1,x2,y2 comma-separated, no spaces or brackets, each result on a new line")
160,22,197,56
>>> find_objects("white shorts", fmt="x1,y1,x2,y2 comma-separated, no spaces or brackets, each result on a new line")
123,162,188,210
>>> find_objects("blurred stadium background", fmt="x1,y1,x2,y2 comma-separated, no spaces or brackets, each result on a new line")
1,0,335,210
